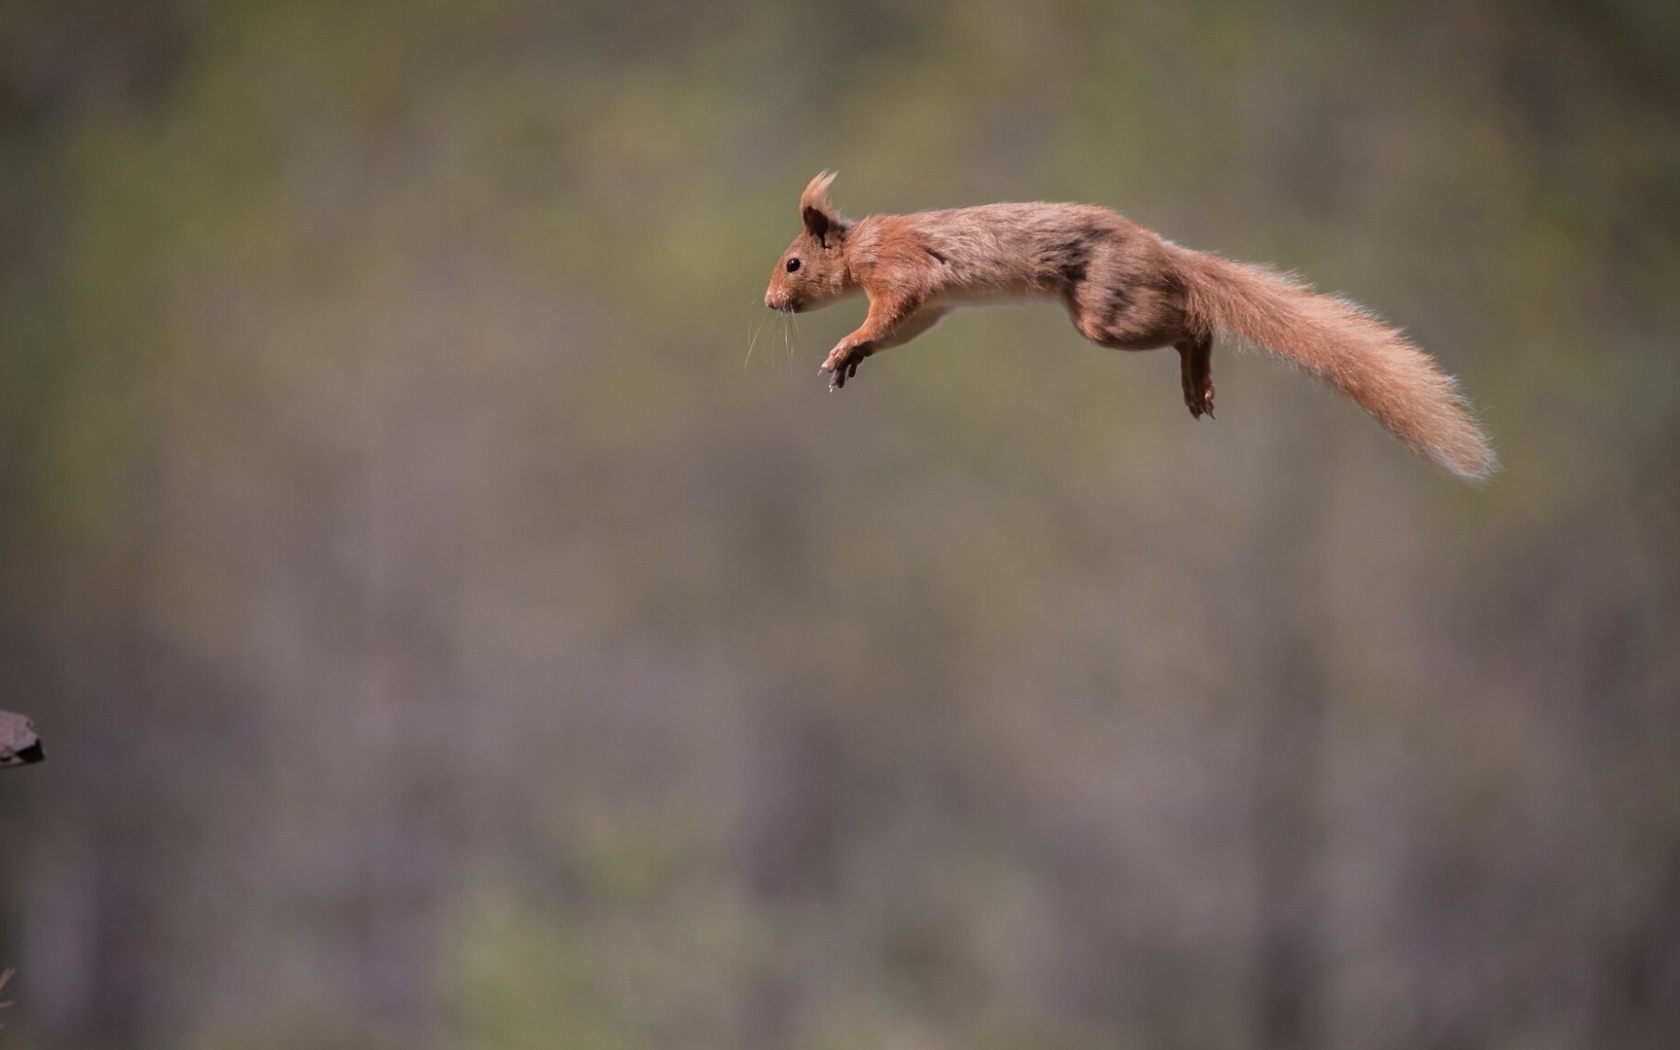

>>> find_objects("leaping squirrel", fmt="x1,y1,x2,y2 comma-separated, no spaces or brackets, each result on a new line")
764,173,1496,482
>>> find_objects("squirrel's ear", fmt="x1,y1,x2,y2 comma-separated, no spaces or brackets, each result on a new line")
800,171,847,244
802,203,833,243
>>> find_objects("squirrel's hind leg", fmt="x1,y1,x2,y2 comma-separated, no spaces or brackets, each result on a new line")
1063,282,1213,417
1175,332,1215,419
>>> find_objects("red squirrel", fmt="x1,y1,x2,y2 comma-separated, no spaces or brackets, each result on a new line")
765,173,1496,481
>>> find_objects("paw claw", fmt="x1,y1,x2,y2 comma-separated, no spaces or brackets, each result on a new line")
820,345,866,390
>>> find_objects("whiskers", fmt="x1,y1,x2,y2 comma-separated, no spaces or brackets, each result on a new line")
744,303,801,367
745,310,770,367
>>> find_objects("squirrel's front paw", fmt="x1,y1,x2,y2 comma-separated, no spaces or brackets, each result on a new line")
820,344,868,391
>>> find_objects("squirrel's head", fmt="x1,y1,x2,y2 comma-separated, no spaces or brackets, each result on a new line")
765,172,853,313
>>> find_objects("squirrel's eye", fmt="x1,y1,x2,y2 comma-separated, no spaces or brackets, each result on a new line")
786,257,801,273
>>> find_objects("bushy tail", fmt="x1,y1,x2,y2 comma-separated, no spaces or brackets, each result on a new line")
1177,249,1496,482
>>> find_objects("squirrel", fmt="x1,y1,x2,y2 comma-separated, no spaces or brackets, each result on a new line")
764,172,1496,481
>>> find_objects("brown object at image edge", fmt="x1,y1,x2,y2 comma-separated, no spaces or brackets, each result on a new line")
0,708,38,1029
0,711,44,768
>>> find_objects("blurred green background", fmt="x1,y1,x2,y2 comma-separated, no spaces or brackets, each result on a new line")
1,0,1677,1047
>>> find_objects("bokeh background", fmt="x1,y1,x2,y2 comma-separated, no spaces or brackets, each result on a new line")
1,1,1678,1047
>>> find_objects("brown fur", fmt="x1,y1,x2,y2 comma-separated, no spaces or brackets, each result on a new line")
765,173,1496,481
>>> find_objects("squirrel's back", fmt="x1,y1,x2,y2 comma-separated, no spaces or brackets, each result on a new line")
848,203,1164,299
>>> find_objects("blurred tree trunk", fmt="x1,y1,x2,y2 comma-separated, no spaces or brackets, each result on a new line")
1252,646,1326,1050
1596,853,1680,1049
1248,406,1331,1050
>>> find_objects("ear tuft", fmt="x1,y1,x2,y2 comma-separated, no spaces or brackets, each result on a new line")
801,171,836,209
